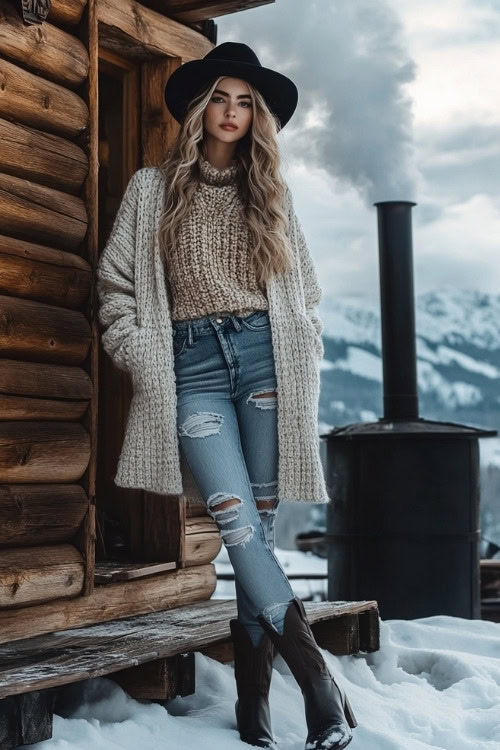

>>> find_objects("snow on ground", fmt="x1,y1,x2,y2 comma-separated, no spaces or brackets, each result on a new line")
28,547,500,750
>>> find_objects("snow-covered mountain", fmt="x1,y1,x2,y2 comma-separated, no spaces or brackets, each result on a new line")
317,287,500,445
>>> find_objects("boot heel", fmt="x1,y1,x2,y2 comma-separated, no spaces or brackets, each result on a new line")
342,693,358,729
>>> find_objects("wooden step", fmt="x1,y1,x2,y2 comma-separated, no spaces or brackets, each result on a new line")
0,598,379,700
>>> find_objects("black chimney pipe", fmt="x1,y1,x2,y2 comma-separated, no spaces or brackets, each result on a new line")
374,201,418,419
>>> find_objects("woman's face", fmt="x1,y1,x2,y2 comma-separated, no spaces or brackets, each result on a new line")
202,77,253,143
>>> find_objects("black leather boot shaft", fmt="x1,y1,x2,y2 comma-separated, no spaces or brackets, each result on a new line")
230,618,277,749
256,597,357,750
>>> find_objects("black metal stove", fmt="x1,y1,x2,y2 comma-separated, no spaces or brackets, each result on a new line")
320,201,496,620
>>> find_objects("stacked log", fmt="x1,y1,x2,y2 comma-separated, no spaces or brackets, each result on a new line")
0,0,93,612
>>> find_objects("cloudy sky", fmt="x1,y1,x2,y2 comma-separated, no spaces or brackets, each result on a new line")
216,0,500,306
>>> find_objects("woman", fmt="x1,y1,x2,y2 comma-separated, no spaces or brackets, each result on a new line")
96,42,357,750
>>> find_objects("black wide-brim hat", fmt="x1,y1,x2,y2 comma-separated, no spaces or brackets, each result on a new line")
164,42,298,131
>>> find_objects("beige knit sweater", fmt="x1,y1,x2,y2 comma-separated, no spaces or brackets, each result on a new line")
96,164,328,503
167,156,268,320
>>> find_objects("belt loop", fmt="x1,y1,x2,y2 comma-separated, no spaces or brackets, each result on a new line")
188,323,193,346
231,315,242,332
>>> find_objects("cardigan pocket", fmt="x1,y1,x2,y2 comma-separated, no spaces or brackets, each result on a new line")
298,312,324,361
120,327,166,382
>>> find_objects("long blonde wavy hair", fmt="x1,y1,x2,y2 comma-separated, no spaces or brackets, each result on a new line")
158,75,294,285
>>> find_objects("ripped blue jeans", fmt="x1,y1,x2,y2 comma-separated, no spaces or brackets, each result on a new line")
173,310,295,647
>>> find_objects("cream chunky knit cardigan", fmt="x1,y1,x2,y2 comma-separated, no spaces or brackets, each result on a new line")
96,166,329,504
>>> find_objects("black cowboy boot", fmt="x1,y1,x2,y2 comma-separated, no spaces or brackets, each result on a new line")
230,618,277,749
257,597,357,750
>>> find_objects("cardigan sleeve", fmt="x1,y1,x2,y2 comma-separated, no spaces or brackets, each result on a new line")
286,185,324,340
95,170,142,371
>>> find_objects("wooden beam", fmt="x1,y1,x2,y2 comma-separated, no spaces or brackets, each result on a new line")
141,55,181,167
48,0,88,27
78,0,99,600
142,0,274,23
97,0,213,61
0,544,85,609
185,515,222,566
0,484,88,548
0,234,91,310
0,598,377,696
109,652,195,700
0,296,91,366
0,422,91,483
358,607,381,652
0,564,217,645
0,118,88,195
0,57,89,140
143,492,185,564
0,689,56,750
0,358,91,401
311,613,360,656
0,2,89,88
0,172,87,251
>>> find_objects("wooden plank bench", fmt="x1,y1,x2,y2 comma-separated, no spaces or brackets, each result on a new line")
0,598,379,749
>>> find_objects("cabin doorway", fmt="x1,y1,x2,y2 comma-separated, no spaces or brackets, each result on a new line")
95,46,184,582
96,49,143,565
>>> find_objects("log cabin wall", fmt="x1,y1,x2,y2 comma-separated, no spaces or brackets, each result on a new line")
0,0,94,612
0,0,273,637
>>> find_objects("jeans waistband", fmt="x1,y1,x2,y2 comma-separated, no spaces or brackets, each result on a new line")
172,310,268,337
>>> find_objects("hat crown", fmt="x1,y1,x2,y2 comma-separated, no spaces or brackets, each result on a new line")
204,42,261,68
164,41,298,130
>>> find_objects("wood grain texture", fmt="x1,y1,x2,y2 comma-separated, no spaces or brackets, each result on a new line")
0,295,91,365
185,494,208,518
141,55,181,167
0,57,89,139
0,393,88,421
0,359,92,401
141,0,274,23
97,0,213,61
0,598,379,696
184,515,222,566
0,689,55,750
77,0,98,600
94,559,176,583
0,172,87,250
48,0,87,26
0,2,89,87
0,244,91,310
0,484,88,548
0,118,88,194
0,421,90,483
0,543,85,609
0,563,217,646
109,651,195,701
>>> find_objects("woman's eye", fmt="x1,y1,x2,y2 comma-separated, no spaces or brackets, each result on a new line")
211,97,251,107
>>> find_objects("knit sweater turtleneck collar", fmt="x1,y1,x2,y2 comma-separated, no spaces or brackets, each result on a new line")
198,155,240,186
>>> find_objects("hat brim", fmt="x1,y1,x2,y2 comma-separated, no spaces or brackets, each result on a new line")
164,59,298,130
